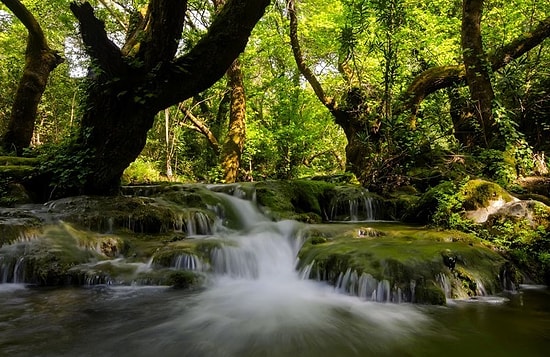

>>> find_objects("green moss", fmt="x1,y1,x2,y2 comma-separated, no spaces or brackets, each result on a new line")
461,179,513,210
0,156,39,166
255,180,335,221
166,270,200,288
414,283,446,305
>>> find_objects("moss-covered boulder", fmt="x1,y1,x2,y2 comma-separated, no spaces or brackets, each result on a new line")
411,179,517,225
299,223,511,305
461,179,516,223
254,180,335,222
0,156,39,206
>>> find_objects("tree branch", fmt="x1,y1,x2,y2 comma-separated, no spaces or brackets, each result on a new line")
137,0,187,68
155,0,270,109
490,16,550,69
402,14,550,119
1,0,46,48
70,1,125,76
287,0,334,110
178,103,221,155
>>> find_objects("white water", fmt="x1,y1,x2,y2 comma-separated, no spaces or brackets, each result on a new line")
141,192,430,356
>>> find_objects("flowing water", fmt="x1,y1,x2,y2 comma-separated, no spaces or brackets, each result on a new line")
1,192,549,356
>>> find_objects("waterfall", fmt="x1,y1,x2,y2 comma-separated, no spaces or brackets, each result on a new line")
0,238,32,284
173,254,205,271
170,191,427,356
328,189,381,222
436,273,452,299
0,255,27,284
173,210,214,236
319,267,403,303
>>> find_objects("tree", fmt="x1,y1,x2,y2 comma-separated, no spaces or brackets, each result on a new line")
51,0,269,196
0,0,63,155
287,0,402,188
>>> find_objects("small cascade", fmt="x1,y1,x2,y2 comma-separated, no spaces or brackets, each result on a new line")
327,187,381,222
172,254,206,271
306,266,404,303
0,256,26,283
182,210,214,236
70,258,155,286
83,273,114,286
208,183,257,202
500,264,518,292
210,190,268,230
210,220,301,279
436,273,452,299
0,237,36,284
475,280,488,296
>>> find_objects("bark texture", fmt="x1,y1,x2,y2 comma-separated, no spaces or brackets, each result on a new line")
461,0,495,147
1,0,63,155
221,59,246,183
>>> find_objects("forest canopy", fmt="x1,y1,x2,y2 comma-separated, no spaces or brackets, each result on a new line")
0,0,549,197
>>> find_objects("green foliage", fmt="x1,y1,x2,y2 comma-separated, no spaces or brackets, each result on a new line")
122,158,162,185
35,134,94,198
481,207,550,284
416,180,472,231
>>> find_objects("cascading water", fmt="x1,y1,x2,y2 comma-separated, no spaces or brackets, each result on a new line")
137,190,430,356
327,188,381,222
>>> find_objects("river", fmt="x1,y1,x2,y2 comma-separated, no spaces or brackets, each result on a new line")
0,283,548,356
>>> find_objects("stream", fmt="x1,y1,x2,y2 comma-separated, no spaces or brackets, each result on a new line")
1,189,549,356
0,283,548,356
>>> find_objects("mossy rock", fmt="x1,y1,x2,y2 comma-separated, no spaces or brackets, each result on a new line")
149,238,224,269
0,214,42,246
166,270,201,288
0,156,39,166
414,282,446,305
0,227,101,285
299,223,508,304
46,195,216,235
255,180,335,221
461,179,514,210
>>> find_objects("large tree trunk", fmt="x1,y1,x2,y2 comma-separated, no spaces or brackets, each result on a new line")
461,0,495,147
58,0,269,196
0,0,63,155
221,59,246,183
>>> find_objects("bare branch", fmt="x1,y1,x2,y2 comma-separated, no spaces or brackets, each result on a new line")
178,103,221,155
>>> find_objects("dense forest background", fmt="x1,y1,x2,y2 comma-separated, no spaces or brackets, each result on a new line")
0,0,549,193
